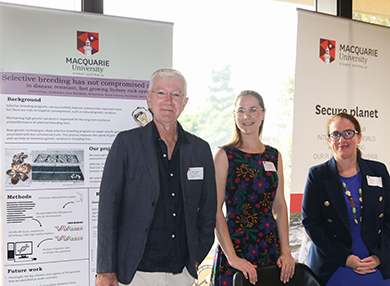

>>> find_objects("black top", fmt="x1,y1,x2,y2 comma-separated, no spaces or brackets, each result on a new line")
138,121,189,273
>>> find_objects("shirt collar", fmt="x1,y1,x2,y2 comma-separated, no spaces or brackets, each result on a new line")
150,120,189,145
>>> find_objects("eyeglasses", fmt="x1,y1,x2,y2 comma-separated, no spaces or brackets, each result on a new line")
234,107,262,118
328,130,358,141
150,90,184,99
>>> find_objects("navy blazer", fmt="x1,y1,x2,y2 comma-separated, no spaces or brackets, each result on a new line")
96,122,217,284
302,156,390,284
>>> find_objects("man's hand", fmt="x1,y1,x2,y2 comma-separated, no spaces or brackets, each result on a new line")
95,272,119,286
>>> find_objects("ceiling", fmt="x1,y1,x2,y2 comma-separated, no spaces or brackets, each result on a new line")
274,0,390,19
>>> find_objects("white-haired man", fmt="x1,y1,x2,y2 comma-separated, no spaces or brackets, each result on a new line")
95,68,217,286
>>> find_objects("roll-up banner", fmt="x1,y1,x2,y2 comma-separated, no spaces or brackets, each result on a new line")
0,3,172,285
291,9,390,212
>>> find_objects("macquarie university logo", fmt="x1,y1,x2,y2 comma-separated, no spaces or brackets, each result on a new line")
77,31,99,56
319,38,336,64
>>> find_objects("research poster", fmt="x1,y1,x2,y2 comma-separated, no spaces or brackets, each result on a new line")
0,3,172,286
290,10,390,212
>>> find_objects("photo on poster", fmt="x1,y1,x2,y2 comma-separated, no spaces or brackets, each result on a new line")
4,149,85,186
131,106,153,127
4,149,32,187
30,149,84,183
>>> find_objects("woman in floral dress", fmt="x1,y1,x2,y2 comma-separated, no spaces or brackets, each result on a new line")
211,90,295,286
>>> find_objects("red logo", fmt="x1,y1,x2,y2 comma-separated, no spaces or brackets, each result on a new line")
319,38,335,64
77,31,99,56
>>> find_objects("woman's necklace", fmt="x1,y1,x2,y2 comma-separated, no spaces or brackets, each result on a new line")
342,182,363,225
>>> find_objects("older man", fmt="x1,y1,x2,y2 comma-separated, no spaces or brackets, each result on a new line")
95,68,217,286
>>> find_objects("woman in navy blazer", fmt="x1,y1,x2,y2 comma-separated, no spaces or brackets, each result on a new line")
302,112,390,285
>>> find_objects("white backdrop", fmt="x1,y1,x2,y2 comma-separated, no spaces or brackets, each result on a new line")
290,9,390,212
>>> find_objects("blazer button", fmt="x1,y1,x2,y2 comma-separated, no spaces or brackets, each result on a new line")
379,213,384,218
327,219,333,223
379,196,383,202
378,229,382,234
324,201,330,207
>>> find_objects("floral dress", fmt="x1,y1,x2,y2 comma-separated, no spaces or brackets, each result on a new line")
211,145,281,286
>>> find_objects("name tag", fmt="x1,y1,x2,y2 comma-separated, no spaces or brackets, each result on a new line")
367,175,383,188
187,167,204,180
263,161,276,172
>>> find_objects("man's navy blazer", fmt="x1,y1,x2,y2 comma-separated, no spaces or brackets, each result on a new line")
96,122,217,284
302,156,390,284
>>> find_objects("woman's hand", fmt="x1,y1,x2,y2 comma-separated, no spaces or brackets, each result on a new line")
355,255,380,275
228,255,257,285
277,253,295,283
345,254,361,270
346,254,379,275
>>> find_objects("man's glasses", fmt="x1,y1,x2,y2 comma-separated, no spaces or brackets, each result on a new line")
150,90,184,99
328,130,358,141
234,107,262,118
